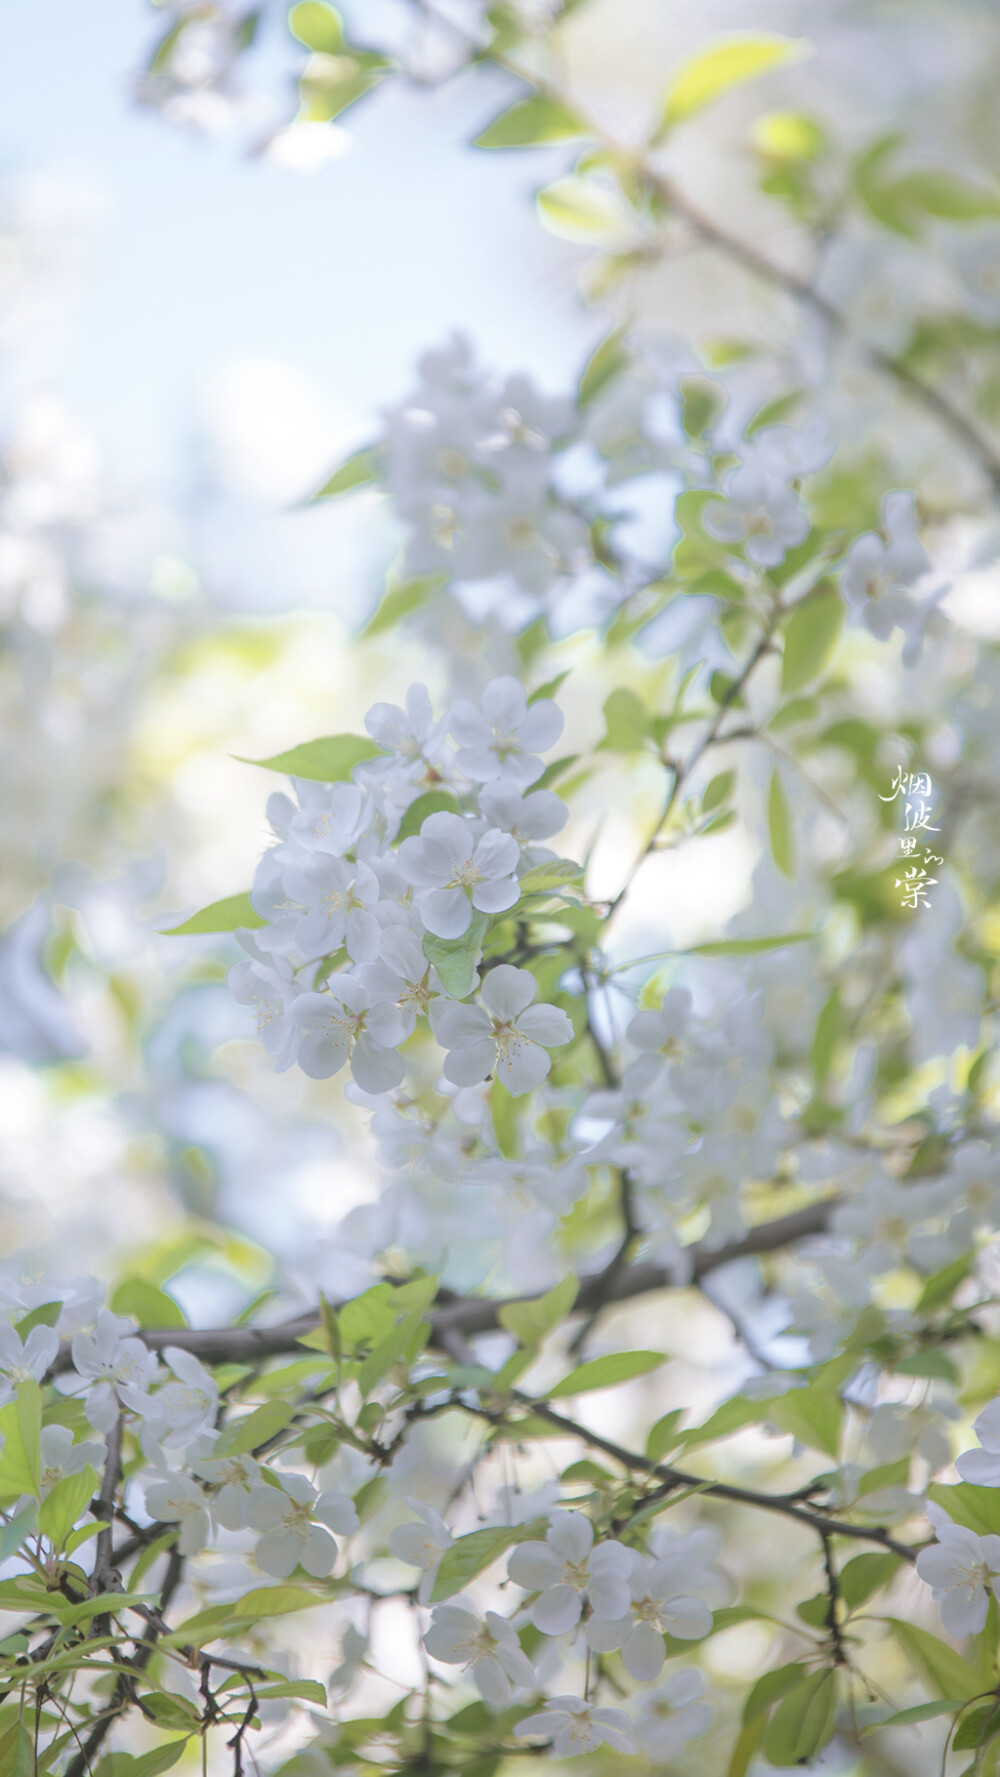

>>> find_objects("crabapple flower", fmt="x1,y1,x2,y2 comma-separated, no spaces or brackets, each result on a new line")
275,780,373,859
478,784,568,861
388,1498,453,1604
433,965,573,1095
957,1398,1000,1487
122,1347,218,1450
0,1320,59,1406
515,1696,635,1757
71,1310,158,1432
358,928,449,1039
584,1548,713,1678
288,978,407,1093
507,1511,631,1634
228,949,299,1071
841,490,945,661
703,447,809,568
622,988,693,1095
145,1474,212,1556
916,1503,1000,1636
364,682,448,769
397,810,520,938
278,854,381,964
449,676,564,789
193,1449,262,1530
634,1669,713,1760
245,1473,358,1578
39,1425,105,1496
424,1603,535,1707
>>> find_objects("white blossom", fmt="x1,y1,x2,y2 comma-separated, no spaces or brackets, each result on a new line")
358,928,449,1039
448,677,564,789
71,1310,158,1432
424,1602,535,1707
388,1498,453,1603
957,1399,1000,1488
433,965,573,1095
507,1511,631,1634
397,810,520,939
633,1668,713,1759
584,1547,713,1678
916,1503,1000,1637
123,1346,218,1450
193,1448,262,1530
145,1473,212,1556
39,1425,105,1496
287,978,407,1093
515,1696,635,1757
0,1320,59,1406
245,1472,358,1578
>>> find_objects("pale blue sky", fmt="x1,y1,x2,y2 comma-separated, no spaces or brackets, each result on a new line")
0,0,596,492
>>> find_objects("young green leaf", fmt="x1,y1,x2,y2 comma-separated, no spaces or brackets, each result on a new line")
309,444,380,500
159,892,264,936
497,1276,580,1347
660,33,808,130
475,96,587,149
781,587,843,692
421,909,488,1000
767,767,795,877
430,1525,533,1603
547,1350,666,1398
237,734,385,781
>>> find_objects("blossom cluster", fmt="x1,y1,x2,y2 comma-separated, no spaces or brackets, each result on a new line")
231,675,574,1097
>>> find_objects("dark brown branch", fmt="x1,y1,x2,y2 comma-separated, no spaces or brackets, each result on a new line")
495,1394,916,1563
45,1199,834,1376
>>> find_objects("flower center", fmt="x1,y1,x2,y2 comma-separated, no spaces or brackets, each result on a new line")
447,861,482,889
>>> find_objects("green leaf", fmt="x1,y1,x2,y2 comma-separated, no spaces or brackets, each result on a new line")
762,1669,836,1767
489,1078,521,1160
159,892,264,936
598,687,650,752
0,1720,40,1777
684,931,813,957
767,767,795,878
660,33,807,129
678,1392,763,1448
887,168,1000,225
578,327,631,406
547,1350,666,1398
109,1277,187,1328
781,587,844,692
498,1277,579,1347
769,695,818,731
255,1679,328,1706
430,1524,531,1603
338,1282,398,1351
396,790,460,843
13,1301,61,1338
953,1701,1000,1751
102,1740,192,1775
916,1254,975,1312
39,1467,98,1551
812,989,842,1085
862,1700,964,1734
887,1619,987,1701
517,858,585,896
214,1402,295,1458
310,444,380,500
728,1716,765,1777
362,573,447,639
753,109,825,161
238,734,385,781
475,96,586,148
358,1311,429,1397
0,1384,42,1502
422,909,488,1000
231,1586,322,1620
702,769,735,812
0,1505,37,1562
928,1483,1000,1538
769,1385,842,1458
838,1551,900,1611
289,1,343,53
646,1410,685,1461
536,176,635,243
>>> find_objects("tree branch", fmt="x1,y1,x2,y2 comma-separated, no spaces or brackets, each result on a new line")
45,1200,834,1375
